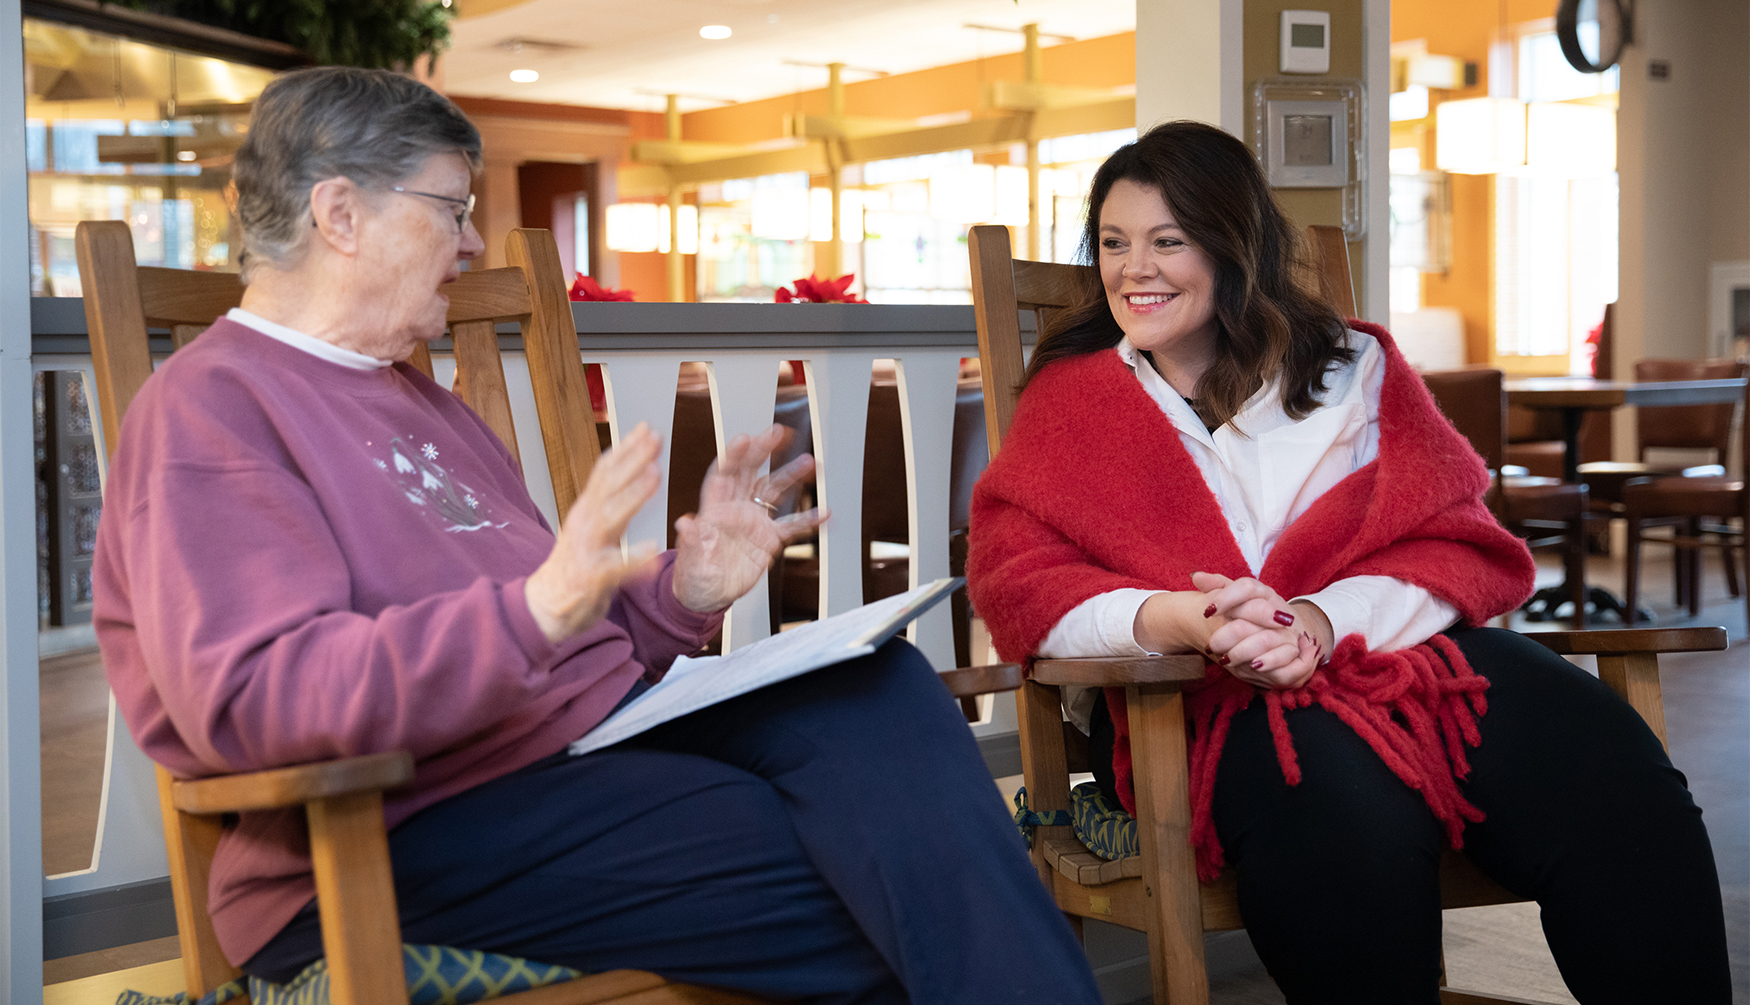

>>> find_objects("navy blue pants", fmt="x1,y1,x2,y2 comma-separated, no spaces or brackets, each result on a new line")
1208,627,1731,1004
247,640,1100,1004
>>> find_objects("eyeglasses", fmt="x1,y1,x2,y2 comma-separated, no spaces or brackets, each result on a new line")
391,187,476,235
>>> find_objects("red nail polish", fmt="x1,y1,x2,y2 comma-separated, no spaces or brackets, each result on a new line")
1251,659,1265,670
1273,611,1295,626
1217,654,1230,666
1203,604,1218,618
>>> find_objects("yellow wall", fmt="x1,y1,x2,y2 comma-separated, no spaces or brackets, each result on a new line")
1390,0,1551,365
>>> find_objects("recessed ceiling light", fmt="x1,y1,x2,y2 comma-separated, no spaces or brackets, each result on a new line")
699,25,732,39
509,69,539,83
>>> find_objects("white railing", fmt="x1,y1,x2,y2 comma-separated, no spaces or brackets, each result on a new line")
27,298,1022,900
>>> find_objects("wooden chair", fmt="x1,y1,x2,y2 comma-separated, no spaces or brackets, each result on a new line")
1622,366,1749,626
966,220,1728,1005
1421,367,1591,628
78,220,930,1005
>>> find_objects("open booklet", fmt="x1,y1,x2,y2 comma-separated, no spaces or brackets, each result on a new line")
569,577,962,756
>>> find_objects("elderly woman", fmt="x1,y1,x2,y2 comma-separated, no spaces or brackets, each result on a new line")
967,121,1729,1004
94,67,1101,1004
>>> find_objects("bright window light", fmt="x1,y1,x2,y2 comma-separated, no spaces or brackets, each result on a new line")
809,189,867,243
659,205,699,256
1525,101,1616,178
1435,97,1526,175
509,69,538,83
699,25,731,40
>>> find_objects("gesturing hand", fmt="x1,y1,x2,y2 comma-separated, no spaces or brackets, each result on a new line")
672,424,828,613
1192,572,1333,691
525,423,664,643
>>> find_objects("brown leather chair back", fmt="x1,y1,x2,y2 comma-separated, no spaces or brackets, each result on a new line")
1633,358,1749,458
1421,368,1506,472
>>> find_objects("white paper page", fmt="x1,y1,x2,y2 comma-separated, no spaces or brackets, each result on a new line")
569,579,957,756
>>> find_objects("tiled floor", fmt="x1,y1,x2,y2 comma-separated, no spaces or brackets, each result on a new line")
39,546,1750,1002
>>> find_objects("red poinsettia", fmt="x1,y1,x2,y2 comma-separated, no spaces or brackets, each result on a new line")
775,273,868,303
569,274,635,302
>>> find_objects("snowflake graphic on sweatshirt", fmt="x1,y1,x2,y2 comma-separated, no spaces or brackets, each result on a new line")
382,436,506,532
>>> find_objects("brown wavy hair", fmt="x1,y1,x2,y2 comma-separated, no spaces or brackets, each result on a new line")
1022,121,1353,430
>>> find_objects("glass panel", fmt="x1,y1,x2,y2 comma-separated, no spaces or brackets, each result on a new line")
25,18,273,295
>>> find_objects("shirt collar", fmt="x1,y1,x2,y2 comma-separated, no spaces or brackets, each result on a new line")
226,308,392,371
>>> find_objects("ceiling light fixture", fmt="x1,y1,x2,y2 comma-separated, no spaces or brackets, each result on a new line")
509,69,539,83
699,25,732,40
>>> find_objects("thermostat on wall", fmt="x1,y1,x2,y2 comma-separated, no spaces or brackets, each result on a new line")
1280,11,1331,74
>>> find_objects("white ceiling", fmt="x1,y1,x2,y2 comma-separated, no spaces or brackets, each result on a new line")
442,0,1135,112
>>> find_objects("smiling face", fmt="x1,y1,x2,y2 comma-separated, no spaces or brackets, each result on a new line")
1098,178,1221,389
351,151,485,360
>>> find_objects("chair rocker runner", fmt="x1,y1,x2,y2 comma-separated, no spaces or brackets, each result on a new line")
78,220,1021,1005
966,221,1728,1005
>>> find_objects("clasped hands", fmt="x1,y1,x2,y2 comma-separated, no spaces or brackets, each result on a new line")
1133,573,1336,691
526,423,825,643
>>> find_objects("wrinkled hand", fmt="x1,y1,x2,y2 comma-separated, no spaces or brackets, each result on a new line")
672,424,829,613
525,424,664,643
1192,572,1332,690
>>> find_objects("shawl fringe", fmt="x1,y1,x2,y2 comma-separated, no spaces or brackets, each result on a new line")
1107,631,1492,883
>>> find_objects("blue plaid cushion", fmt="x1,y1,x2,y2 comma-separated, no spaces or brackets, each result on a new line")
114,944,581,1005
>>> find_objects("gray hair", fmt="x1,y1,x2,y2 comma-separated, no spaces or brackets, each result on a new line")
232,67,482,281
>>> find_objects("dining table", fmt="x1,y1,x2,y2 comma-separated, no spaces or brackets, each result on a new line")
1502,374,1748,622
1503,376,1748,483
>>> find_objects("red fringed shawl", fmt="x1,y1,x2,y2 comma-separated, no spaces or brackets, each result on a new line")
967,324,1536,881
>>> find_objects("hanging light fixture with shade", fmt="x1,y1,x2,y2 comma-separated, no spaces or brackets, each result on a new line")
606,203,698,254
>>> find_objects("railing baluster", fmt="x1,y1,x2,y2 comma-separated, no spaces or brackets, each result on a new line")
803,354,878,618
894,351,962,672
702,355,785,651
598,357,681,550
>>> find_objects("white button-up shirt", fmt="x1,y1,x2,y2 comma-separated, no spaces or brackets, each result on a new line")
1039,331,1459,718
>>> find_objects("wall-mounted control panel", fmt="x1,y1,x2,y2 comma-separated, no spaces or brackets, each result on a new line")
1280,10,1331,74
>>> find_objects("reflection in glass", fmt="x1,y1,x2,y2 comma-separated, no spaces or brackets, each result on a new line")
25,18,275,295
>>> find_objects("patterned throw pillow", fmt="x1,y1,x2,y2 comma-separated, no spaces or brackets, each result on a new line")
1011,782,1138,861
113,944,581,1005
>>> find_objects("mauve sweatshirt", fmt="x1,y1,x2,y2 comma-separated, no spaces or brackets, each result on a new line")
93,319,722,964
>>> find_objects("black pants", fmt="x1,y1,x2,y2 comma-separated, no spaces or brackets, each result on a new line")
1092,627,1730,1004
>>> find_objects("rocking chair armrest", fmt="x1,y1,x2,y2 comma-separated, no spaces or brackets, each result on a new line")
939,663,1025,697
1030,655,1206,687
1528,627,1729,657
170,751,416,815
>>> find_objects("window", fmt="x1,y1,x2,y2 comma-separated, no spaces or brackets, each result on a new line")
24,19,274,295
1492,27,1618,369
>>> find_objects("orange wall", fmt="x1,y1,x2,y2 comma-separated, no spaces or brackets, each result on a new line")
1392,0,1552,364
679,32,1135,144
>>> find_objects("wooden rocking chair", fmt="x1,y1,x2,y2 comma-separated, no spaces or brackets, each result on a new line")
966,221,1728,1005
